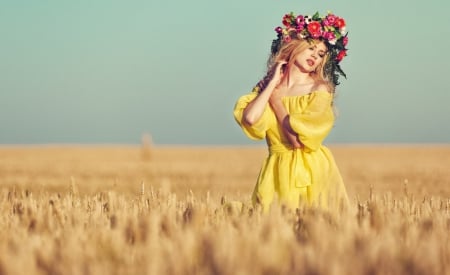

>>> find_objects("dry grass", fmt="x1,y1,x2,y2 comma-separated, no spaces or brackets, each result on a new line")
0,144,449,275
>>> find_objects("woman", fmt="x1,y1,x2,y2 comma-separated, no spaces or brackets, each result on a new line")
233,11,350,212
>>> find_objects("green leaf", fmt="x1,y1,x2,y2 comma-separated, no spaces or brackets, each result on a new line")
336,65,347,79
312,12,320,20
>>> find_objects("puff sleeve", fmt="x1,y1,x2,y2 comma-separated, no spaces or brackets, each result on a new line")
289,92,335,151
233,87,271,140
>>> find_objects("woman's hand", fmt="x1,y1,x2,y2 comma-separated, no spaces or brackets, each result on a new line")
272,60,286,77
268,61,287,88
267,64,285,103
257,61,287,93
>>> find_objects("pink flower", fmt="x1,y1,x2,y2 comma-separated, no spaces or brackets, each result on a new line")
343,36,348,46
323,31,336,42
307,21,322,38
275,26,283,34
283,35,292,43
295,15,304,26
325,14,337,26
296,24,304,32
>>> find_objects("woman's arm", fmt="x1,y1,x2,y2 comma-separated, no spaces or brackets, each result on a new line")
242,62,286,125
269,95,303,148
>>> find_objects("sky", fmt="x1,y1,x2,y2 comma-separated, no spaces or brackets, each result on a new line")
1,0,449,145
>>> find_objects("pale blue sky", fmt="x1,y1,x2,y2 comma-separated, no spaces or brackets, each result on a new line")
1,0,449,145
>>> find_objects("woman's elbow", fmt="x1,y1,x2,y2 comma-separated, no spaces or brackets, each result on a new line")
243,112,259,126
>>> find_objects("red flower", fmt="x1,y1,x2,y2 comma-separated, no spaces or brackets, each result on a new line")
282,14,292,27
307,21,322,38
335,18,346,29
336,50,347,62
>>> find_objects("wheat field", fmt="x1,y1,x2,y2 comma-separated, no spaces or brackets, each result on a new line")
0,144,449,275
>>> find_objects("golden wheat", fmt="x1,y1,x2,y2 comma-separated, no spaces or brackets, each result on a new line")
0,145,449,275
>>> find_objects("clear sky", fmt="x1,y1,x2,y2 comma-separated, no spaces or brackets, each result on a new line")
1,0,449,145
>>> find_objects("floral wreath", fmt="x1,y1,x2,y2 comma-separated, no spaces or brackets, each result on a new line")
272,11,349,86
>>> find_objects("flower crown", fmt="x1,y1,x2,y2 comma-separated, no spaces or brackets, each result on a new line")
272,11,349,86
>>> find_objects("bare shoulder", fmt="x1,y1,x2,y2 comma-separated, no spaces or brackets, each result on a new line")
312,80,332,93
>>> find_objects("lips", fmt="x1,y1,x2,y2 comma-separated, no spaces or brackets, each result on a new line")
307,59,315,66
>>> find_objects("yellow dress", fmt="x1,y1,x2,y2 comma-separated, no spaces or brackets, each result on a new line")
233,87,350,212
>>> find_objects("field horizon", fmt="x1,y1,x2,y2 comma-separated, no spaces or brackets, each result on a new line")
1,143,449,199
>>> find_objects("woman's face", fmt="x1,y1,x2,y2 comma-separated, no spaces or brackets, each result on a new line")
294,41,327,73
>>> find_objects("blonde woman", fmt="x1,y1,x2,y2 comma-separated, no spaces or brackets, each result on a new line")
234,12,350,212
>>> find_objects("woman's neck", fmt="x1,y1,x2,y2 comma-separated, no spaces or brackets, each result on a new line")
286,65,315,87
